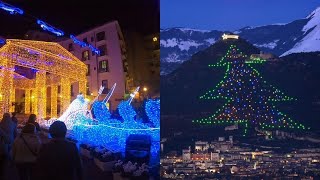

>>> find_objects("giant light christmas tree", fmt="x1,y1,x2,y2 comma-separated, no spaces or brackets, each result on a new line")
193,44,309,132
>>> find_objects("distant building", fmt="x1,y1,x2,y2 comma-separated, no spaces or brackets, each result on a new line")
124,31,160,98
195,141,209,152
211,152,220,161
225,124,238,131
222,33,239,40
182,147,191,161
250,51,277,61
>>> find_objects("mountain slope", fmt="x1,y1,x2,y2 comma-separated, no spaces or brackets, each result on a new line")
161,38,320,131
161,7,320,75
281,7,320,56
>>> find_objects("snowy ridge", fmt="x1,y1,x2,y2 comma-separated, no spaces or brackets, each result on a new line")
282,7,320,56
161,27,211,33
160,38,202,51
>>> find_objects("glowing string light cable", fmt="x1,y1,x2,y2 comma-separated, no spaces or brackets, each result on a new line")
0,1,100,54
103,83,117,103
128,86,140,105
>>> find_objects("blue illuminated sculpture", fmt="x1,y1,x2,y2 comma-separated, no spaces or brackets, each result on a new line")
44,85,160,155
37,20,64,36
145,99,160,127
92,84,116,122
0,2,23,15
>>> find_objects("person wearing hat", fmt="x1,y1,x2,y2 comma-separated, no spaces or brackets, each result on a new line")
35,121,83,180
12,123,42,180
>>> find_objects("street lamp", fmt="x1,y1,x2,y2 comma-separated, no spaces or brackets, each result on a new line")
143,87,148,92
153,37,157,42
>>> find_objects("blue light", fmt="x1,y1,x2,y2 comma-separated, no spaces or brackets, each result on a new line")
145,99,160,127
118,101,137,121
0,2,23,15
92,101,111,122
70,35,87,47
70,35,100,55
88,44,100,55
0,38,5,45
37,20,64,36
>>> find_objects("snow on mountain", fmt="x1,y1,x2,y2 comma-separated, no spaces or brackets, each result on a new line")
205,38,216,44
281,7,320,56
160,38,202,51
161,7,320,75
254,40,279,49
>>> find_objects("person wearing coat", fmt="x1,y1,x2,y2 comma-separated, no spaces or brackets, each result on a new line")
12,123,42,180
35,121,83,180
0,113,16,179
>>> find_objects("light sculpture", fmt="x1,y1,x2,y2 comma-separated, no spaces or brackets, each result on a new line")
194,44,309,132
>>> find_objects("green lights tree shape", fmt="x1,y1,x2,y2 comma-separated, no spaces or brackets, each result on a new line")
193,44,309,133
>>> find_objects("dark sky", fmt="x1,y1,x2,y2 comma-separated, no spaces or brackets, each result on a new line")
0,0,159,38
161,0,319,31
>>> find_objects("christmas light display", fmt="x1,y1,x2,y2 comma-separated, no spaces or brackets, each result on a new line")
70,35,100,55
0,1,100,51
194,44,308,131
0,39,5,45
91,84,116,123
37,20,64,36
0,39,87,115
42,89,160,155
145,99,160,127
58,93,90,129
0,2,23,15
118,101,137,122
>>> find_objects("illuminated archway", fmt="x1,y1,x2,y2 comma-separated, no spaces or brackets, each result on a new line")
0,39,87,118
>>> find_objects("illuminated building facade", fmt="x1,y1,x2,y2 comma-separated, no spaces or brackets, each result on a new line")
0,39,87,118
58,21,128,110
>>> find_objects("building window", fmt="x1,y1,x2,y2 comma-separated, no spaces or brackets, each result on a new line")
99,60,109,73
102,80,108,94
96,31,105,41
92,51,95,56
86,64,90,76
83,38,88,44
82,50,89,61
91,36,94,42
98,45,107,56
68,43,73,51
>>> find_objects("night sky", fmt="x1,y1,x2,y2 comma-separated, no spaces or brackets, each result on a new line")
0,0,159,38
161,0,319,30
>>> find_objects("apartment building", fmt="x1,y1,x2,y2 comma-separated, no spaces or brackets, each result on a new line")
124,32,160,99
56,21,128,111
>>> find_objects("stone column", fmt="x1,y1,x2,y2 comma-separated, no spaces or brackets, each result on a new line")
60,77,71,113
2,66,14,113
51,85,58,118
25,89,31,114
9,87,15,112
35,71,46,118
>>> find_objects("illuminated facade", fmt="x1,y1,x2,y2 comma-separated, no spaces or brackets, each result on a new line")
58,21,128,110
0,39,87,118
222,33,239,40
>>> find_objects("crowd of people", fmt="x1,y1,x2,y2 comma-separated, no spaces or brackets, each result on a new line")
0,113,83,180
